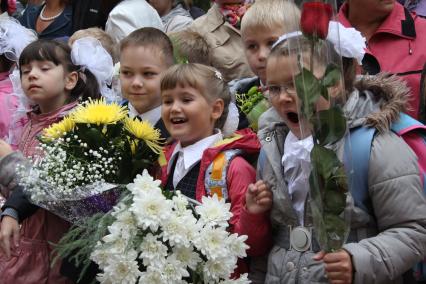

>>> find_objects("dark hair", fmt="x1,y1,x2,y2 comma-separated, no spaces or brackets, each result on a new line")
0,55,13,72
19,40,100,102
120,27,174,67
0,0,8,14
161,63,231,130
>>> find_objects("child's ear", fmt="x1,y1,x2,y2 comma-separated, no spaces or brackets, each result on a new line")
211,98,224,120
64,71,79,91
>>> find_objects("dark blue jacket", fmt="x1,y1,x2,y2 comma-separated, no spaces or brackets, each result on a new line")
19,4,72,40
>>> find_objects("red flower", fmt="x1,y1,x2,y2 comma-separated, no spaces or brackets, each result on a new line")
301,2,333,39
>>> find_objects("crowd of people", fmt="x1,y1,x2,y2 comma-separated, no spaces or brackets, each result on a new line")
0,0,425,283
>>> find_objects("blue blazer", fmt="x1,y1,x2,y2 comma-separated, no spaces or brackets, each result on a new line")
19,4,73,40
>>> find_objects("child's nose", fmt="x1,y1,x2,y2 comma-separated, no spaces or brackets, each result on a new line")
258,46,269,61
131,77,143,88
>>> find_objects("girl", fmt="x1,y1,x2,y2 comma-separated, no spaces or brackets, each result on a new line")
159,63,272,279
0,39,100,284
257,32,426,283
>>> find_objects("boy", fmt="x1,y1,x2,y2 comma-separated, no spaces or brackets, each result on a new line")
119,27,174,139
233,0,301,130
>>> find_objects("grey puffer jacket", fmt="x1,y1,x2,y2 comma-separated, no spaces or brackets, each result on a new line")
257,74,426,284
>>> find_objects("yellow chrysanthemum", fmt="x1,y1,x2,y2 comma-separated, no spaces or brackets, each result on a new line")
42,117,75,140
71,98,128,125
124,117,163,154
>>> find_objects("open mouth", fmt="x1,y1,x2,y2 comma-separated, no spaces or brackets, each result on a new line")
286,112,299,124
170,117,187,124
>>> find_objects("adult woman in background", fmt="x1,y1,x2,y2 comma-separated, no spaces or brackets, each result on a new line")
19,0,72,39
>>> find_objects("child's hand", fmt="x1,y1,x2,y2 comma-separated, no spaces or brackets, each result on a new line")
313,250,353,284
246,180,273,215
0,216,20,259
0,140,13,158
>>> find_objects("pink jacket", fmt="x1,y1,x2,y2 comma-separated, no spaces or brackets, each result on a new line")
338,2,426,120
0,72,16,140
0,101,78,284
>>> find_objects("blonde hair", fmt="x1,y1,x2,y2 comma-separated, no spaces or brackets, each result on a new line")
169,30,212,65
241,0,301,36
161,63,231,129
69,28,118,63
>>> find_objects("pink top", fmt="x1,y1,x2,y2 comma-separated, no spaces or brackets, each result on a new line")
0,71,16,140
18,101,78,157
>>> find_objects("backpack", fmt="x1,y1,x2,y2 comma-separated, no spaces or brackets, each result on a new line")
204,149,242,201
346,112,426,281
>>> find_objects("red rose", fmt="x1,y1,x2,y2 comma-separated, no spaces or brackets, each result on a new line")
301,2,333,39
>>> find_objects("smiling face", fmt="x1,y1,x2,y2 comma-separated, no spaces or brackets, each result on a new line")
20,60,77,113
161,84,224,147
120,45,169,115
266,54,330,139
242,25,284,84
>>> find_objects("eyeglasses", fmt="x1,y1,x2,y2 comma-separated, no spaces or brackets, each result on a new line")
267,84,297,98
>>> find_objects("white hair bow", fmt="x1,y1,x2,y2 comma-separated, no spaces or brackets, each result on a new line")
71,37,114,100
0,16,37,62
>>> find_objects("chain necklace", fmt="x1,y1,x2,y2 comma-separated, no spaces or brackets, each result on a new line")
39,5,64,22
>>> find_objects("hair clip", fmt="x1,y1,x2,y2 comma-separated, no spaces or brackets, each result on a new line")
214,70,223,81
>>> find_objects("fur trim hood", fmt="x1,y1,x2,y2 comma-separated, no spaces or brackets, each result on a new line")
345,73,411,132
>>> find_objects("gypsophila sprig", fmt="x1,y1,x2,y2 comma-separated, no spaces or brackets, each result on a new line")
88,170,250,284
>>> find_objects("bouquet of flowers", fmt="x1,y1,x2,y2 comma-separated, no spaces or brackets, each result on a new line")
17,98,162,223
57,171,250,284
236,86,269,131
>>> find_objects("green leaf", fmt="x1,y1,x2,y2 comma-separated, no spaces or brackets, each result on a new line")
324,190,346,215
311,145,341,180
312,107,347,146
322,63,341,88
295,68,322,118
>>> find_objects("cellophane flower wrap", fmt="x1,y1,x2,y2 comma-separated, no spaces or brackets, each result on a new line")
280,0,353,252
17,98,162,224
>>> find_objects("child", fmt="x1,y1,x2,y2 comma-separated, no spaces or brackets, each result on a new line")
169,29,212,65
0,17,37,141
159,63,272,280
257,33,426,283
119,27,173,139
233,0,300,130
0,39,102,284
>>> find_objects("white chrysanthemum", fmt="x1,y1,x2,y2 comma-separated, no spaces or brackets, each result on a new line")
90,243,116,269
161,214,194,247
97,251,141,284
127,169,162,196
100,237,129,255
194,226,230,260
219,273,250,284
172,246,202,270
130,192,172,231
203,256,236,282
161,254,189,282
226,233,249,258
195,195,232,228
139,233,168,267
139,269,166,284
172,191,191,216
